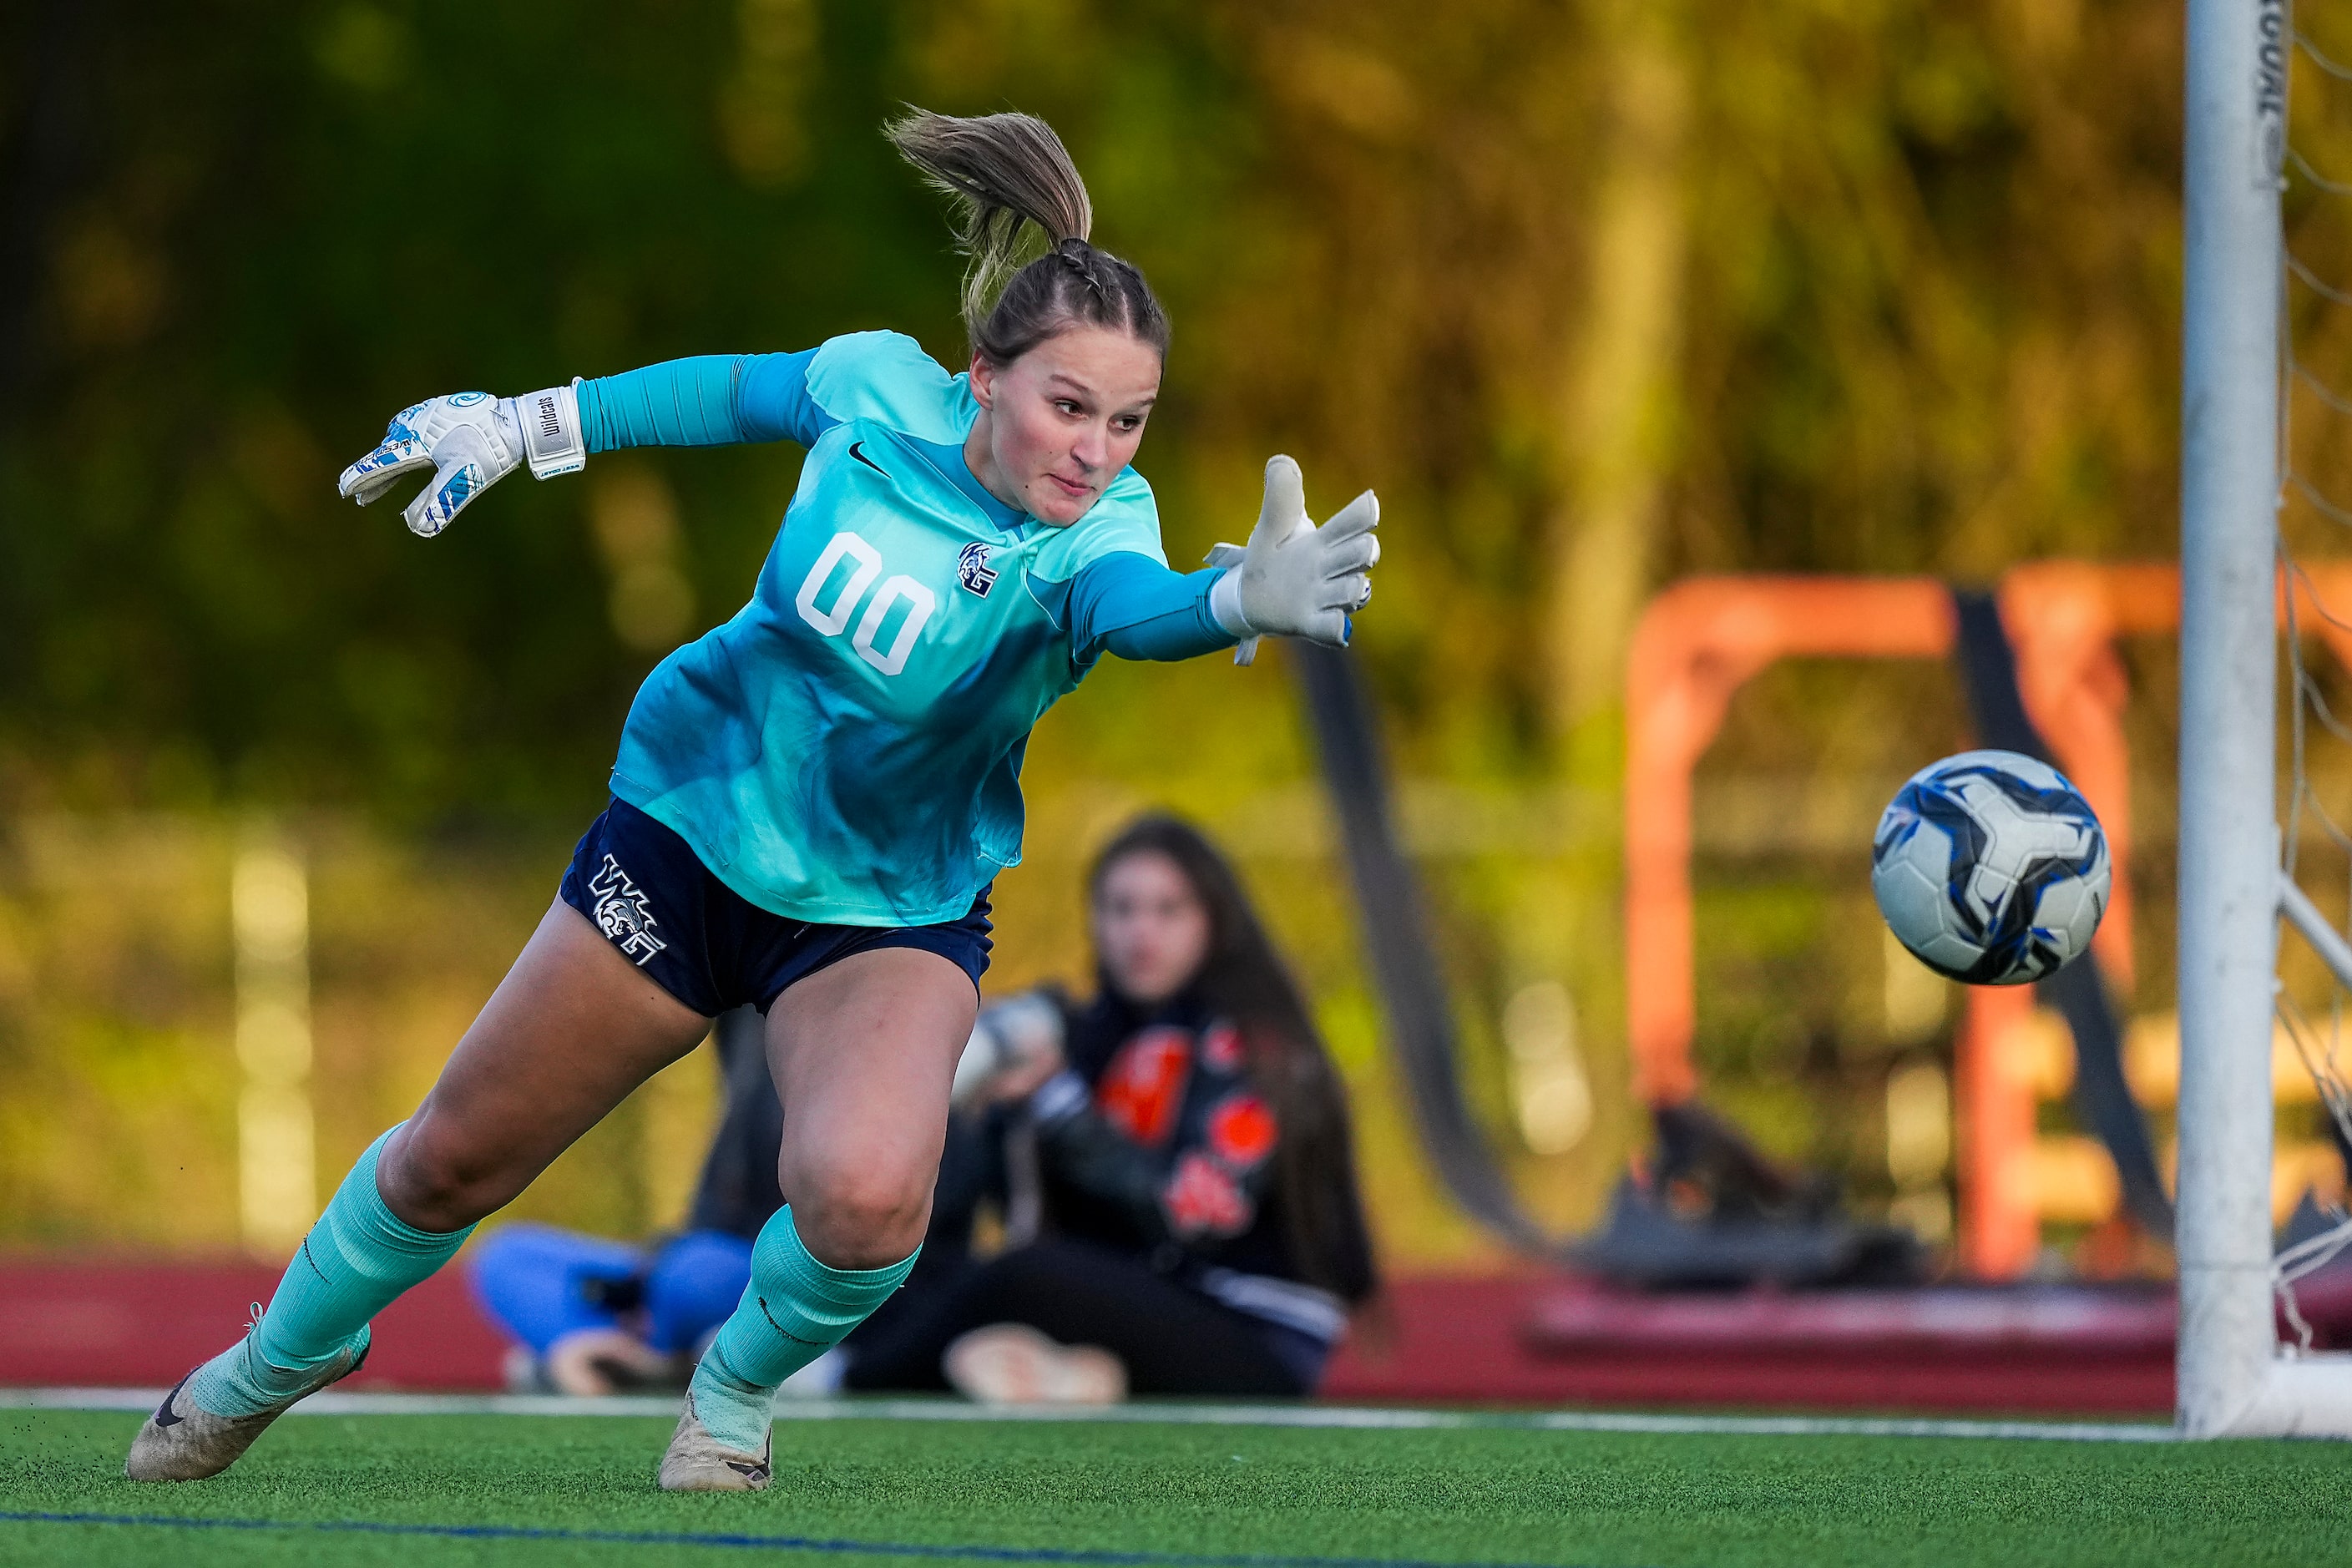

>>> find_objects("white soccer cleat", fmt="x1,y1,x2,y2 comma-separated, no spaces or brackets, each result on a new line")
657,1391,773,1492
123,1333,370,1483
943,1323,1126,1406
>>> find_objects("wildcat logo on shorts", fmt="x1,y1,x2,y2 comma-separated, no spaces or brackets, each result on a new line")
587,854,668,965
957,541,997,599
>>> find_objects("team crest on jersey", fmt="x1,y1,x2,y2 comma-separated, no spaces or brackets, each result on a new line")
587,854,667,965
958,541,998,598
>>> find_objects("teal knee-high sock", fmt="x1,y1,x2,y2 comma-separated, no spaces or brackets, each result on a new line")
688,1206,916,1450
188,1126,474,1417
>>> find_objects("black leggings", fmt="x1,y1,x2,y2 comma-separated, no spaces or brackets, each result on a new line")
842,1238,1312,1398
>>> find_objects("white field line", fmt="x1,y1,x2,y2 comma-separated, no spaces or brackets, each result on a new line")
0,1386,2178,1443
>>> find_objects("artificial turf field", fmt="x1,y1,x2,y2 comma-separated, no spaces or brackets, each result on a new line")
2,1402,2347,1568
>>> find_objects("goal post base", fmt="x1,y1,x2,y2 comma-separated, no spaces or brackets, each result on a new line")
2188,1353,2352,1439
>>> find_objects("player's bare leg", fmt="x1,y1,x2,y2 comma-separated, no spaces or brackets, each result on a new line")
660,946,975,1491
769,947,979,1267
128,901,710,1482
375,901,715,1230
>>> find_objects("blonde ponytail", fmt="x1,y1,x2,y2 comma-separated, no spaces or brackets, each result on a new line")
888,107,1168,366
886,109,1094,327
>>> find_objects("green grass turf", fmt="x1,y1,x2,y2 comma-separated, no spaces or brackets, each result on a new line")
0,1409,2344,1568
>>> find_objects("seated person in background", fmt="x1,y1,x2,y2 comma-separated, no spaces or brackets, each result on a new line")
465,1222,747,1395
835,813,1383,1404
472,812,1382,1404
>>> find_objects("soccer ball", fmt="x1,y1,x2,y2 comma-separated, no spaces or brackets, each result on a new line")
1870,749,2110,986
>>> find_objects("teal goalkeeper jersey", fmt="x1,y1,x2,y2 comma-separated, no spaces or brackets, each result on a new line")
579,331,1232,926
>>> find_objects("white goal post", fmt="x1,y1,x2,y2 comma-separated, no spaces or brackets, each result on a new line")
2177,0,2352,1439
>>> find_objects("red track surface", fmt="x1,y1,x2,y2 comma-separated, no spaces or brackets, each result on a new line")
0,1261,2184,1413
1516,1277,2179,1413
1320,1276,2175,1413
0,1258,507,1391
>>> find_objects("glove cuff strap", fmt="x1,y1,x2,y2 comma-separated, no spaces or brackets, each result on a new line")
518,380,586,479
1206,567,1262,665
1207,565,1253,638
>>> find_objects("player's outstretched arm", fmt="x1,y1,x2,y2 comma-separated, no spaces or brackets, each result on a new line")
336,352,825,538
1067,456,1381,666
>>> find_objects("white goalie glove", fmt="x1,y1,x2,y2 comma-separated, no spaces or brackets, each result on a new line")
337,383,586,537
1206,455,1380,665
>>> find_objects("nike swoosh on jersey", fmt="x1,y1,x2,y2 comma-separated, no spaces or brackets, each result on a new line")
849,441,888,478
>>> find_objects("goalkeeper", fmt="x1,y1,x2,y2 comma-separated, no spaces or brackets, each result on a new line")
126,107,1378,1493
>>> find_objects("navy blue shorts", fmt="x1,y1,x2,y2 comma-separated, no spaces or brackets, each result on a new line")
557,798,993,1018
